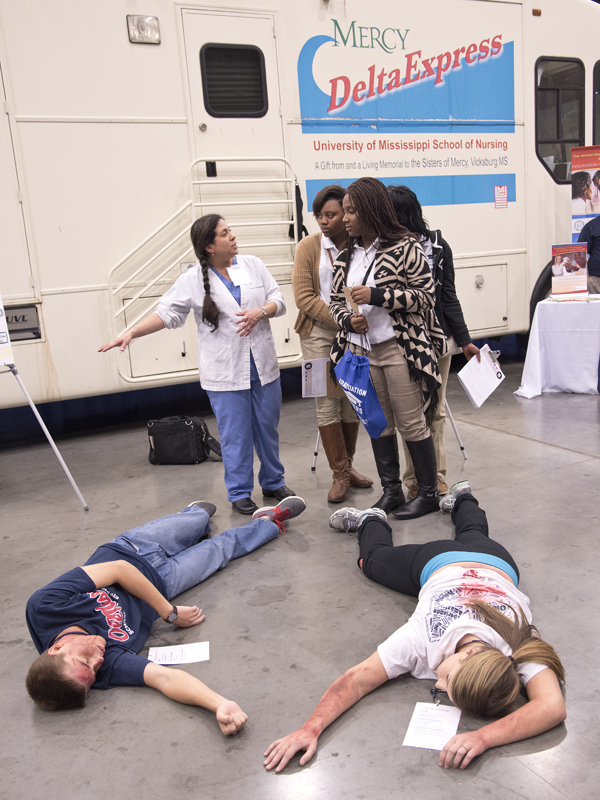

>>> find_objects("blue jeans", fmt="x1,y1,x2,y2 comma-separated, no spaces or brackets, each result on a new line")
108,506,279,599
207,377,285,501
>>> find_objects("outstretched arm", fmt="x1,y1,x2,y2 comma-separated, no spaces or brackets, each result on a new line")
98,312,165,352
439,668,566,769
263,651,389,773
143,663,247,735
81,561,204,628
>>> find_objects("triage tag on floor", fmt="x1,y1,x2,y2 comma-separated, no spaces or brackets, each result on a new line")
402,702,462,750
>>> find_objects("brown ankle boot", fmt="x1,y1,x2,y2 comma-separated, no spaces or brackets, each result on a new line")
319,423,351,503
341,422,374,488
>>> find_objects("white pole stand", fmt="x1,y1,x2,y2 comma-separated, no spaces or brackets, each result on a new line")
4,364,89,510
311,430,321,471
445,398,468,461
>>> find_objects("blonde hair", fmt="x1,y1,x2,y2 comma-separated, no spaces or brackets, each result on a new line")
450,600,565,718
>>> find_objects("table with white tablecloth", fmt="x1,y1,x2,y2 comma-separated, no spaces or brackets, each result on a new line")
514,298,600,399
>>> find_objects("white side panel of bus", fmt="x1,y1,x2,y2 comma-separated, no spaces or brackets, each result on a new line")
0,63,34,301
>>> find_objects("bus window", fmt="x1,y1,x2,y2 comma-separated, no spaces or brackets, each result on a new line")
594,61,600,145
535,58,584,183
200,43,268,118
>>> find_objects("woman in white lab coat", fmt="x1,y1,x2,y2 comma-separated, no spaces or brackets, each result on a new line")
99,214,295,515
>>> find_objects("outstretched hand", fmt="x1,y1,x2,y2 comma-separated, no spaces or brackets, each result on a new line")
216,700,248,735
98,332,134,353
263,726,319,773
173,605,205,627
439,730,487,769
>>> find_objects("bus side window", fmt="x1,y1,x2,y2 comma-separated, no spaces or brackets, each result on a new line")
535,58,584,183
594,61,600,145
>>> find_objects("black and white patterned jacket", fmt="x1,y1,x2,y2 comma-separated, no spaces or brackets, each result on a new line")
328,238,447,425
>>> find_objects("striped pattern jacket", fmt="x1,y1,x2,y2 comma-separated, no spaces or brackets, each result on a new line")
328,238,447,425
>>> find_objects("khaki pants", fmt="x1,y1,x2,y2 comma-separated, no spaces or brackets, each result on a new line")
366,338,429,442
402,350,451,484
588,275,600,294
300,323,356,427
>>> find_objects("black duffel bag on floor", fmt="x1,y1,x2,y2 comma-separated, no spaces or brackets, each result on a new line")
147,415,222,465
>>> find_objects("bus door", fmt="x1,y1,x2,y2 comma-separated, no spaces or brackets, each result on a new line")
180,8,299,363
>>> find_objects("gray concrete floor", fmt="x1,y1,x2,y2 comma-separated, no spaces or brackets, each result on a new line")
2,363,599,799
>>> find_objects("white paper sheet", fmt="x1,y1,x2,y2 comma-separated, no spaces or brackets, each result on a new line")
147,641,210,665
302,357,328,398
457,343,505,408
402,702,462,751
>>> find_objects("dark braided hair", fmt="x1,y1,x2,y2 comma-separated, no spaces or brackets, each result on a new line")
345,177,411,267
190,214,222,331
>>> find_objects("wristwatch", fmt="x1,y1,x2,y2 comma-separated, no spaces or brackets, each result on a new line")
261,307,267,317
165,605,178,624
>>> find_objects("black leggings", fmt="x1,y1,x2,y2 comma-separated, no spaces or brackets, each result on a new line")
358,494,519,597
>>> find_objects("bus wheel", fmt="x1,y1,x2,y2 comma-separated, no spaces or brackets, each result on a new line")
516,260,552,350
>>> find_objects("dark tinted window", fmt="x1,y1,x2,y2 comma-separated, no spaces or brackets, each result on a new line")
200,44,268,118
536,58,584,183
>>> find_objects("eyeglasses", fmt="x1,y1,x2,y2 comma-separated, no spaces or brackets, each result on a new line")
430,687,448,706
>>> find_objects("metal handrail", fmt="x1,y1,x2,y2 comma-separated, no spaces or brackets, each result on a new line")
112,227,192,297
115,244,194,324
107,200,192,283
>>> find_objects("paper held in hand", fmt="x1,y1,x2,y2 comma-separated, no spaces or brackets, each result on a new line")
457,343,505,408
402,702,462,751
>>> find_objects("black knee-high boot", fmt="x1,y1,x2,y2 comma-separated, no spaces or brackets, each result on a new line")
370,435,405,513
392,436,439,520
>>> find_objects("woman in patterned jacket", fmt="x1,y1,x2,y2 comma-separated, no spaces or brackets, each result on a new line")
328,177,446,520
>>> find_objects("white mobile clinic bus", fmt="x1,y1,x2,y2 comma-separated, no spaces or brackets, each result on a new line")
1,0,599,414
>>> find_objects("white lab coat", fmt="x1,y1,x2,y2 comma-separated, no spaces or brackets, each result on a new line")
155,255,285,391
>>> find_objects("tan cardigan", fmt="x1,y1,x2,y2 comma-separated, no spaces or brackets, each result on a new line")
292,233,340,336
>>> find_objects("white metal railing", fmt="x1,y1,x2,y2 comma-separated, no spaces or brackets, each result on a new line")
105,156,300,382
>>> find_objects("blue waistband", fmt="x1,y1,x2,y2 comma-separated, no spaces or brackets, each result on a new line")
420,552,519,587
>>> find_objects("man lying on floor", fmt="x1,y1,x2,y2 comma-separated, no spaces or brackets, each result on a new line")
25,496,305,733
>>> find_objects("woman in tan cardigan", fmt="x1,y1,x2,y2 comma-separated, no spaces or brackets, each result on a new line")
293,185,373,503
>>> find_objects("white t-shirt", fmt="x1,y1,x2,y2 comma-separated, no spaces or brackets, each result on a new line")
346,238,395,347
319,236,338,304
377,566,547,686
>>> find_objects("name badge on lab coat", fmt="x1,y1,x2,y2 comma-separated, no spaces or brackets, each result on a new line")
228,265,252,286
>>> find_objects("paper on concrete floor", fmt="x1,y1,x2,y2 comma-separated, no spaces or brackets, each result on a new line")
402,702,462,751
147,641,209,665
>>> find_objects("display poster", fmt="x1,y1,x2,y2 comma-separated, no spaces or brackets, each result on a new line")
293,8,520,242
571,146,600,243
551,243,588,295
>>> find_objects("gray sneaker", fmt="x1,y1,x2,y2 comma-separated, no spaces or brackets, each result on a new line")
252,496,307,531
329,507,387,533
439,481,471,512
186,501,217,518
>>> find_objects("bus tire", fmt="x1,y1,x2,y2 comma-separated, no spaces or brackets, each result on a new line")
516,260,553,350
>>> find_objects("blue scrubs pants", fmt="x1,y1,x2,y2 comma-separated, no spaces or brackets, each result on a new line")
207,377,285,501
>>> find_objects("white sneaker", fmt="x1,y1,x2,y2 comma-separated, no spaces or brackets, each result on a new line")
439,481,471,512
329,507,387,533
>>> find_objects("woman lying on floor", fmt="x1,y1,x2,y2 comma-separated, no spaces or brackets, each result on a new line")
264,484,565,772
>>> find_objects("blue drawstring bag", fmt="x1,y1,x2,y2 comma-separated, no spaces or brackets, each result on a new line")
334,349,388,439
